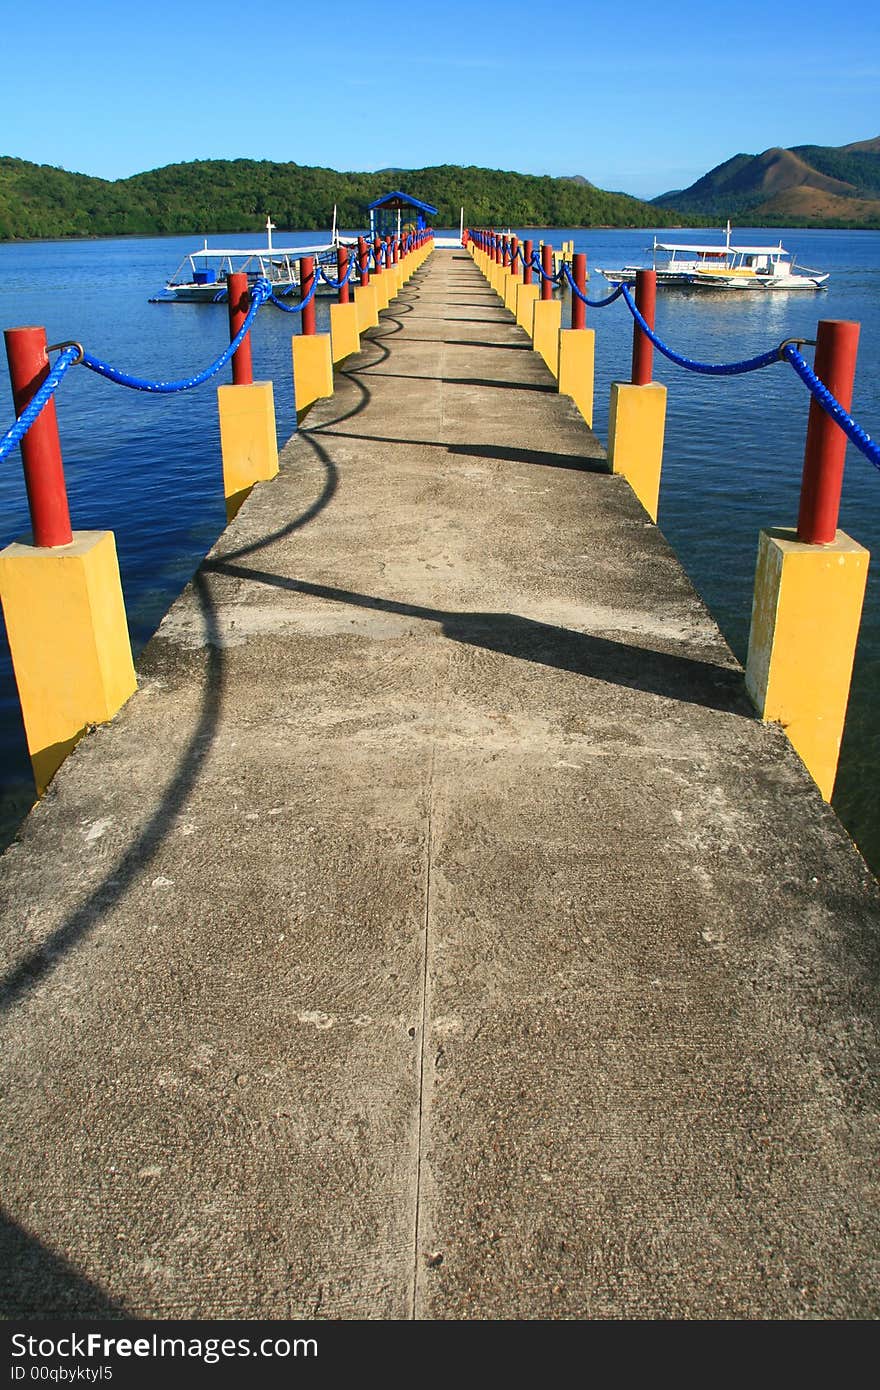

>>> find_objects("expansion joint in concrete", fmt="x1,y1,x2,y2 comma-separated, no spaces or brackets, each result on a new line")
411,736,437,1320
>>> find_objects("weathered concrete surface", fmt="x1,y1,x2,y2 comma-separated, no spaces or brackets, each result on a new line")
1,250,878,1319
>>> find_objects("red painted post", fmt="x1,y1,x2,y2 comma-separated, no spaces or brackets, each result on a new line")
337,245,350,305
541,243,554,301
299,257,316,335
358,235,370,287
510,235,519,274
631,269,656,385
571,252,587,331
392,237,399,265
523,239,534,286
226,272,253,386
796,320,860,545
502,236,510,269
4,326,73,548
374,237,383,279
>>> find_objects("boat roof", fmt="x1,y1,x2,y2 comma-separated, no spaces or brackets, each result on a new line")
188,243,333,258
656,240,786,254
366,190,438,215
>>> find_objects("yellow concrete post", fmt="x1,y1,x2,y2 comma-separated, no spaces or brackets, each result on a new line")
373,274,390,313
292,334,333,420
504,272,521,314
330,302,361,364
217,381,279,522
516,283,539,335
745,528,869,800
354,283,379,332
558,329,596,428
607,382,667,522
532,300,563,376
490,263,506,298
0,531,137,794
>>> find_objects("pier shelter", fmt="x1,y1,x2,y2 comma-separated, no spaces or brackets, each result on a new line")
367,189,437,242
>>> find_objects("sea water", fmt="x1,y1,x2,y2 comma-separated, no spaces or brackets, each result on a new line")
0,227,878,873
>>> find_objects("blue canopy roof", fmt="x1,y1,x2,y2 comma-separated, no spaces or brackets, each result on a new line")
366,190,438,216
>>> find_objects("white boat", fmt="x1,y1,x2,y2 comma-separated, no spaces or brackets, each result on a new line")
596,223,828,292
150,216,354,303
687,246,829,291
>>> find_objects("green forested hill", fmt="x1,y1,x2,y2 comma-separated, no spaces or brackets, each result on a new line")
0,156,684,240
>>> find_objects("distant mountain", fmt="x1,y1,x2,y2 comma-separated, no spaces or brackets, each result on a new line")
653,138,880,227
0,157,681,241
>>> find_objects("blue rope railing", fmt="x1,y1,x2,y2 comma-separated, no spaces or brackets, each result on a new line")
319,256,357,291
0,231,426,465
470,228,879,478
0,235,427,454
0,346,80,465
4,233,877,492
616,282,878,470
784,345,880,473
561,264,624,309
616,282,878,469
530,252,564,285
82,279,272,392
268,267,321,314
619,284,781,376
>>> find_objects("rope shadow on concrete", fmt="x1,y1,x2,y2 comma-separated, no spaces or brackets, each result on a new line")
202,562,750,717
441,340,532,352
0,439,340,1017
352,373,555,395
312,429,607,475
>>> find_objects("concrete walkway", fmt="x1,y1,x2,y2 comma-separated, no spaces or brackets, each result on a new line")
1,250,878,1319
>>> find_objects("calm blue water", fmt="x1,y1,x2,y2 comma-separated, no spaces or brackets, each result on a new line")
1,227,879,873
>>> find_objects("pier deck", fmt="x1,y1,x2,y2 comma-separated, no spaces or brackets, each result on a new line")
1,249,878,1319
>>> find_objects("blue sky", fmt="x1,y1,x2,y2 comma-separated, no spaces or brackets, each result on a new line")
1,0,878,200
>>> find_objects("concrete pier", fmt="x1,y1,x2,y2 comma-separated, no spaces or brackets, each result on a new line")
1,250,878,1319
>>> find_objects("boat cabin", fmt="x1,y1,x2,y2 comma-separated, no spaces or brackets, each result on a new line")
367,191,437,242
728,245,789,274
651,236,790,277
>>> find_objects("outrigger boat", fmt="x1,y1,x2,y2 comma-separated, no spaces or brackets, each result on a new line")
597,223,828,292
150,215,355,303
687,244,829,291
